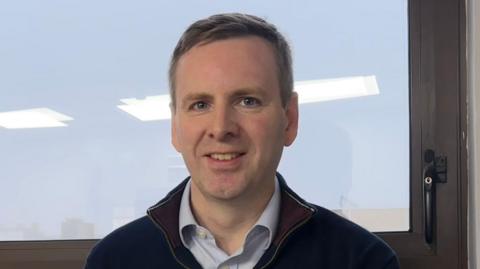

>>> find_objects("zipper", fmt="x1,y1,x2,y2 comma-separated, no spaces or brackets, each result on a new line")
146,179,315,269
149,212,312,269
258,213,313,269
258,191,316,269
147,186,192,268
147,214,191,269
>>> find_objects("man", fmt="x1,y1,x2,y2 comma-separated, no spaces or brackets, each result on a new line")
85,13,399,269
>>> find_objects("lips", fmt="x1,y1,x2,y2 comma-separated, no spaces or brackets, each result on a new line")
205,152,245,164
209,152,240,161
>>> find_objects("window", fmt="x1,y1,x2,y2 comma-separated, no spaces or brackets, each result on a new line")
0,0,467,268
379,0,468,267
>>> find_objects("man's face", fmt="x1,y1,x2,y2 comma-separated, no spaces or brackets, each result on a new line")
171,36,298,202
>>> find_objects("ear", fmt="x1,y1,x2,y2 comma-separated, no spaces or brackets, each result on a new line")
170,102,181,152
284,92,299,146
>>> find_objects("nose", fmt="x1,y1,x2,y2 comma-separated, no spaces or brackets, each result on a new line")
208,106,239,141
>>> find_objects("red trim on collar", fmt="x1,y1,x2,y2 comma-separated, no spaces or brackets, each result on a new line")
147,178,314,249
148,189,184,248
272,191,314,246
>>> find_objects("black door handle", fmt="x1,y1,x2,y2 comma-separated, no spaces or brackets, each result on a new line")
422,149,447,246
423,175,434,244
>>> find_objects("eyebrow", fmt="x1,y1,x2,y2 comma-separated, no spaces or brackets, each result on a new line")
230,88,266,99
179,87,267,108
180,92,212,105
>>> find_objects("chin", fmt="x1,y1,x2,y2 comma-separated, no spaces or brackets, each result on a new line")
204,181,247,201
192,171,251,198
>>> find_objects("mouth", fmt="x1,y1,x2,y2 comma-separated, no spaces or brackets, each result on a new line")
207,152,245,161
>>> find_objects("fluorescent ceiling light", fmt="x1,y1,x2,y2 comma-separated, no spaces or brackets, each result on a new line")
119,75,379,121
0,108,73,129
295,75,379,104
118,95,171,121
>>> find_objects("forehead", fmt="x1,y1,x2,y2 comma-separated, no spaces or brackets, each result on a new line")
181,35,276,61
174,36,279,96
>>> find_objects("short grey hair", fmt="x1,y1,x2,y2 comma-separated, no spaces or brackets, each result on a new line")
168,13,293,109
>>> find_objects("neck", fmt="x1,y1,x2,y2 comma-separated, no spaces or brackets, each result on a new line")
189,178,275,255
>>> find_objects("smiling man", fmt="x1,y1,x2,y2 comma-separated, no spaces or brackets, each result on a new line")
85,13,399,269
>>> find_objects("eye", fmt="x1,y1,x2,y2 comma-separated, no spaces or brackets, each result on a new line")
189,101,209,111
240,97,261,107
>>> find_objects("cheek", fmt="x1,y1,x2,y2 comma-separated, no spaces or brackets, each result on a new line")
174,122,197,152
246,115,286,148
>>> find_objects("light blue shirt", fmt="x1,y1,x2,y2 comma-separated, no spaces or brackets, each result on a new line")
179,178,281,269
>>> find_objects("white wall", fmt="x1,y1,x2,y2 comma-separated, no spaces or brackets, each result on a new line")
468,0,480,268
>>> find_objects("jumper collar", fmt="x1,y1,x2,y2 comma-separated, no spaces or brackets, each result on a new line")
178,177,281,249
147,172,316,249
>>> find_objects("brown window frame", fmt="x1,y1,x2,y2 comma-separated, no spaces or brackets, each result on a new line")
378,0,468,267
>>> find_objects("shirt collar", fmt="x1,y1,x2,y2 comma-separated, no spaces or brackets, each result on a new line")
178,180,198,247
178,177,281,249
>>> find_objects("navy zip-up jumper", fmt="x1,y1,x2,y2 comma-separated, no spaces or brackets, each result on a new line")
85,174,399,269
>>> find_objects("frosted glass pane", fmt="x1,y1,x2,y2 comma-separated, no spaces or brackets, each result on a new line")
0,0,409,240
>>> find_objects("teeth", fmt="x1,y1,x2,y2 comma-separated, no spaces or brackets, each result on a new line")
210,153,239,161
